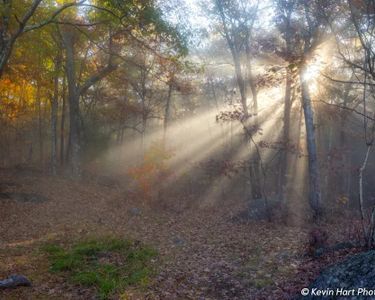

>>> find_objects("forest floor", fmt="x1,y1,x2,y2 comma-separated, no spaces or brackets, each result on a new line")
0,167,362,299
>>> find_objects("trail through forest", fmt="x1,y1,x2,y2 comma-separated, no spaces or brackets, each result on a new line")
0,168,360,299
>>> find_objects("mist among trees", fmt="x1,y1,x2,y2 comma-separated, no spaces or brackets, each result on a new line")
1,0,375,299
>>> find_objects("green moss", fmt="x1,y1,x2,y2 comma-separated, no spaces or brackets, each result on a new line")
50,253,84,272
42,237,157,299
40,244,65,255
252,277,274,288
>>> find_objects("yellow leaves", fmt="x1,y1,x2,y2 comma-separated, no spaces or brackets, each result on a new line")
337,195,349,205
0,78,37,120
0,78,35,101
143,141,174,167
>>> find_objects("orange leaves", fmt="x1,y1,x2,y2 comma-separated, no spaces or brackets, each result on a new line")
128,141,174,199
0,78,37,121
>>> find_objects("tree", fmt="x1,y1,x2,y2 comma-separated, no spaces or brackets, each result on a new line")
50,37,62,175
275,0,296,206
58,0,187,176
0,0,81,77
211,0,259,116
295,0,331,219
61,25,117,177
210,0,264,201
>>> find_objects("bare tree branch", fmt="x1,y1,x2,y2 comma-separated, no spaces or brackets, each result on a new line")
24,1,85,33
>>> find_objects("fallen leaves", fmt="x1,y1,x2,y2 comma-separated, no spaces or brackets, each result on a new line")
0,168,364,299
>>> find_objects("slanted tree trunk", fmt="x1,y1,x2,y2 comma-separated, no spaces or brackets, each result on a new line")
245,30,262,201
216,0,265,203
233,58,248,116
247,62,258,114
299,67,322,220
215,0,248,116
0,1,79,77
0,0,42,77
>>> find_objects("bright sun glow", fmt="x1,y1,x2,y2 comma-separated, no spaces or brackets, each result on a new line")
302,40,333,94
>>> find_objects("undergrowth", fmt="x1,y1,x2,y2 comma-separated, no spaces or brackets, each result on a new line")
41,237,157,299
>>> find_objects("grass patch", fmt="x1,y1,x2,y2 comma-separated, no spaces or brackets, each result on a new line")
42,237,157,299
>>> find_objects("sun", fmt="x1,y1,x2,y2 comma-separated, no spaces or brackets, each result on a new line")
303,61,321,82
301,54,328,94
301,40,332,94
303,64,320,94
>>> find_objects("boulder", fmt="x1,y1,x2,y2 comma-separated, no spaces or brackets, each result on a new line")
129,207,141,216
302,250,375,299
172,236,185,246
0,275,31,289
232,197,279,222
0,192,47,203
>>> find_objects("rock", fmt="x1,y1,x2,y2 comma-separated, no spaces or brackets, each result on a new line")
0,182,17,190
0,274,31,289
247,198,270,220
311,242,356,258
0,192,11,200
232,197,279,222
331,242,356,252
11,193,47,203
276,250,293,261
302,250,375,299
172,236,185,246
0,192,47,203
129,207,141,216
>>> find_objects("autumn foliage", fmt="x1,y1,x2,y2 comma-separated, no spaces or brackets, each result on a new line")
128,141,174,199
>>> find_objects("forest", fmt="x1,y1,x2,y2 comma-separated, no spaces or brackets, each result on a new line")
1,0,375,299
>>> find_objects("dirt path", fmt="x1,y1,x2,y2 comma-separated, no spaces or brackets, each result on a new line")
0,169,351,299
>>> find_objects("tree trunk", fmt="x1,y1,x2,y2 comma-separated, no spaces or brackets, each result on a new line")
233,58,248,116
163,84,173,145
0,0,44,77
359,144,371,244
62,31,81,177
278,68,292,203
246,42,262,200
299,68,322,220
247,62,258,114
36,84,44,166
216,0,248,116
50,52,61,175
60,75,66,166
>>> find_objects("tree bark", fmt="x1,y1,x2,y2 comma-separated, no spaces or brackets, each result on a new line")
61,28,116,177
62,31,81,177
299,68,322,220
278,68,292,203
50,52,61,175
0,0,80,77
215,0,248,116
60,75,66,165
163,83,173,145
245,44,262,200
359,144,371,243
36,84,44,166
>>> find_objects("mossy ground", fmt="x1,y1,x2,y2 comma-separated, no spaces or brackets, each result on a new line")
42,237,157,299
